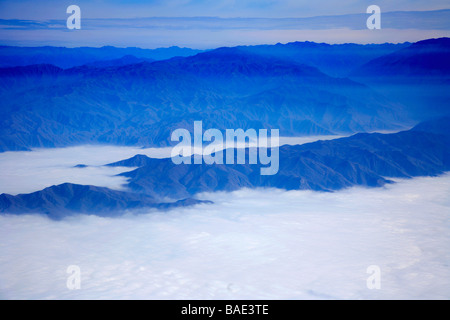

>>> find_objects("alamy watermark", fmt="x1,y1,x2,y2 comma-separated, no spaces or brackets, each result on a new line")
65,5,380,31
367,5,381,30
171,121,279,175
366,265,381,289
66,265,81,290
67,5,81,30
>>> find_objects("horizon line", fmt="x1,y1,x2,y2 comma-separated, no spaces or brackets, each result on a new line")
3,37,449,50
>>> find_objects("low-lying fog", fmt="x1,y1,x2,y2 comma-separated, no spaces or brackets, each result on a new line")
0,136,345,195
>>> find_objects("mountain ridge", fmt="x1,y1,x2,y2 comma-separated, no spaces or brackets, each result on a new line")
0,45,204,69
349,37,450,119
2,117,447,219
0,182,208,220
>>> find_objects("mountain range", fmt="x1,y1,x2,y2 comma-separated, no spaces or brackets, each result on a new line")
227,41,411,78
109,117,450,199
350,38,450,119
1,116,449,218
3,38,442,152
0,38,448,218
0,45,204,69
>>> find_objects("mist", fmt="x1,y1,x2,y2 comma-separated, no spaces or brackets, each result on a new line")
0,174,449,299
0,138,346,195
0,145,173,195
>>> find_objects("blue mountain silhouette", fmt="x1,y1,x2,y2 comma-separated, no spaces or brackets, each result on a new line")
1,117,449,218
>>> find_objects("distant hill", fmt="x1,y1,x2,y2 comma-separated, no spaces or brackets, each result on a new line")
235,41,410,77
85,55,155,68
0,45,204,69
350,37,450,119
351,37,450,79
0,183,207,219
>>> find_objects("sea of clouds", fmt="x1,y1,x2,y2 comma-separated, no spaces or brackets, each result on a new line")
0,145,449,299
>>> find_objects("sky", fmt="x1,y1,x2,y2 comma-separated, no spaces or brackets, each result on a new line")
0,0,449,48
0,0,449,19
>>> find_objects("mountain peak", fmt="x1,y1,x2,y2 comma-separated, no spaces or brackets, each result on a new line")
107,154,155,167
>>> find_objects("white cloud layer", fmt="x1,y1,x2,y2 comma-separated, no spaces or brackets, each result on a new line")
0,174,449,299
0,145,171,195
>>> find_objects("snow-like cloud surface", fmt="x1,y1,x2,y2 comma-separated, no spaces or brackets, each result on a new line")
1,175,449,299
0,145,172,195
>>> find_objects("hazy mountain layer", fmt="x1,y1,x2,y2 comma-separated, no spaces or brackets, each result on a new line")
0,45,203,69
0,44,412,152
350,38,450,119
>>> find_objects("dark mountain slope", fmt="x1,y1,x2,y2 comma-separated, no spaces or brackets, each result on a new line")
411,116,450,135
351,38,450,79
350,37,450,119
0,183,206,219
109,117,450,199
236,41,410,77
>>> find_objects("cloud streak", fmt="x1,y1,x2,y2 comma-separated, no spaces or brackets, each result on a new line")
2,10,450,31
0,10,449,48
1,0,450,19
